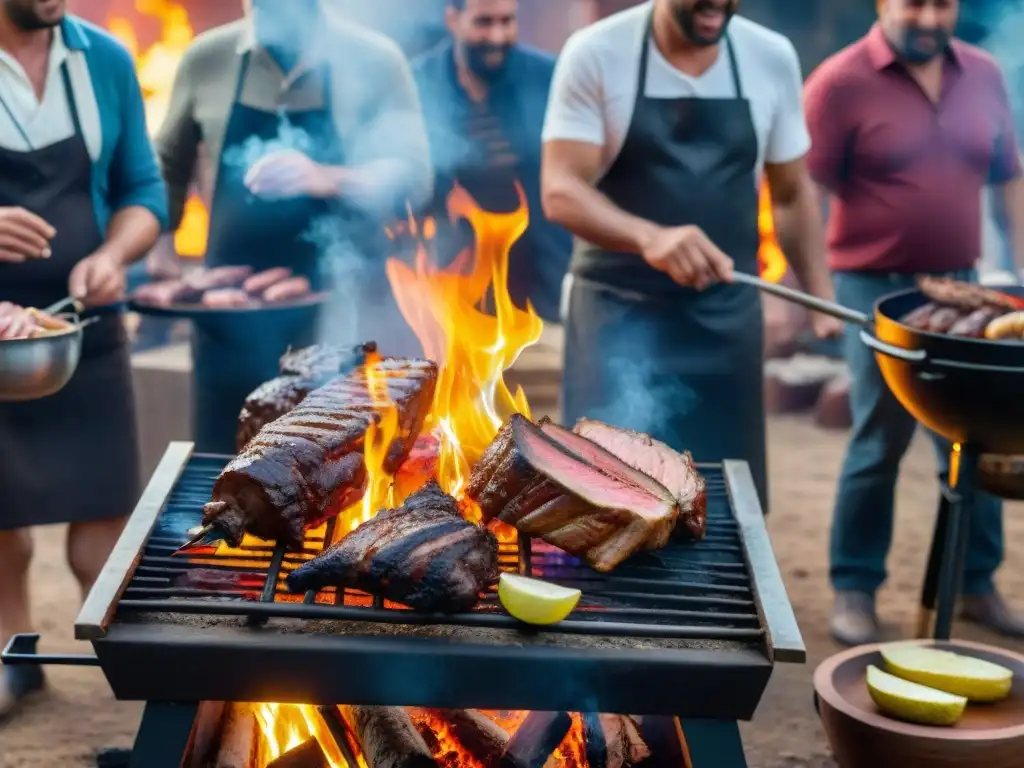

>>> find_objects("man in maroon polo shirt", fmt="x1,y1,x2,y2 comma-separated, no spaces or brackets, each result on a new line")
805,0,1024,646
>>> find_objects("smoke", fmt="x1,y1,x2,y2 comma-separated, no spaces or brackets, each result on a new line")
975,1,1024,135
581,356,698,442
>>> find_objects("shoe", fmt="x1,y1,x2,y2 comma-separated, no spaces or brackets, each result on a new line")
961,591,1024,638
829,591,882,647
0,663,46,723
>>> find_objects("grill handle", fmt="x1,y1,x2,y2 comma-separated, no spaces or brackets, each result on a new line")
1,633,100,667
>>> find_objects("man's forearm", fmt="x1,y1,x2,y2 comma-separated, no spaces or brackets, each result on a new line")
542,175,657,254
772,181,833,299
99,206,162,266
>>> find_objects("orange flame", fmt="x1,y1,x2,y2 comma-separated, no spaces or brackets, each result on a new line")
757,183,788,283
357,358,401,529
108,0,208,257
385,185,543,515
254,703,352,767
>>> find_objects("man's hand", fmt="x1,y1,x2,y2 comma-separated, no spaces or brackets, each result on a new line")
244,150,337,199
69,250,125,307
809,313,844,339
639,225,734,290
0,207,55,262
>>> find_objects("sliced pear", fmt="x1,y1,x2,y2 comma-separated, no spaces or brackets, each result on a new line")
881,644,1014,703
866,665,967,726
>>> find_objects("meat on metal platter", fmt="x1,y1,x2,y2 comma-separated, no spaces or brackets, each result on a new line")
178,338,714,618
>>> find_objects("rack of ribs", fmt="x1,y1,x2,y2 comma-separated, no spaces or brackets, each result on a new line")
202,357,438,550
286,480,500,612
467,415,697,572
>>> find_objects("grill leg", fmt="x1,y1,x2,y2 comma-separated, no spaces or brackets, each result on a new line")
916,481,952,638
130,702,199,768
678,720,747,768
933,445,980,641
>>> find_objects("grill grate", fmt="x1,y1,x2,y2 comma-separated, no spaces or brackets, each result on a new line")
116,454,764,643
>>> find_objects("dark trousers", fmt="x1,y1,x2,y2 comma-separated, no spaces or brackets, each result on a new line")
829,270,1003,596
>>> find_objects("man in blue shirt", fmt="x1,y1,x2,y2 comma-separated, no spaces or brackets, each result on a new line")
412,0,571,322
0,2,166,719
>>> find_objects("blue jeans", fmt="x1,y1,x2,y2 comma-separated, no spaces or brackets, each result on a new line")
830,270,1004,597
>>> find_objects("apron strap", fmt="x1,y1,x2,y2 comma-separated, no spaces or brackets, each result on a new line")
636,12,746,102
0,61,85,152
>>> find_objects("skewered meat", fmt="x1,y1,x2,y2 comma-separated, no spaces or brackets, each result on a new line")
570,419,707,540
918,276,1023,312
235,342,377,451
286,481,499,612
243,267,292,294
949,306,1003,338
468,415,680,572
263,276,311,303
202,288,253,308
985,311,1024,341
204,357,438,550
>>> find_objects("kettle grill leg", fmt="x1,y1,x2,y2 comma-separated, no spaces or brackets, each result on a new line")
931,444,980,641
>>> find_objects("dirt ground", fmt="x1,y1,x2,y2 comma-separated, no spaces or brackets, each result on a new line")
2,416,1023,767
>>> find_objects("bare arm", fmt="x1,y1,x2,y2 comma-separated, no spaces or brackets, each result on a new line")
764,157,833,300
96,206,162,268
541,139,657,254
991,176,1024,272
154,46,200,233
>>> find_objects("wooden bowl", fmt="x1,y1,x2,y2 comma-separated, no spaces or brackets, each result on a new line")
814,640,1024,768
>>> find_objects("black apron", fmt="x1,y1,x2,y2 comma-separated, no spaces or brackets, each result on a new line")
0,63,139,530
191,52,348,454
562,19,768,509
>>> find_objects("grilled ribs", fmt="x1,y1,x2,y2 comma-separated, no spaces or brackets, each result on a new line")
467,415,685,572
286,481,500,612
204,356,438,550
236,342,378,451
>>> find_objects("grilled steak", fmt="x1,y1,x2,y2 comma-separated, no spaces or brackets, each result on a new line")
571,419,707,540
235,342,378,451
468,415,680,572
205,356,438,550
286,480,499,612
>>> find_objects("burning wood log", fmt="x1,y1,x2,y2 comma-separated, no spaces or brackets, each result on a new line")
581,714,651,768
186,701,227,768
432,709,510,768
499,711,572,768
338,705,439,768
267,738,330,768
214,703,259,768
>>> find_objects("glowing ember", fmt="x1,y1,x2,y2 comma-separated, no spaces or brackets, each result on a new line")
758,183,788,283
386,185,543,516
107,0,208,257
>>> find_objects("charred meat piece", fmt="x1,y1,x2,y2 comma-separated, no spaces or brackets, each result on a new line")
243,267,292,294
263,276,311,303
202,288,253,308
570,418,707,540
918,276,1023,312
901,302,939,330
132,278,203,307
468,415,680,572
949,306,1005,338
235,342,378,451
286,481,499,612
205,356,438,550
925,306,964,334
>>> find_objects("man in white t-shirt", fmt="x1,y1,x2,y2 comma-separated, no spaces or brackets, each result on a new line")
540,0,838,509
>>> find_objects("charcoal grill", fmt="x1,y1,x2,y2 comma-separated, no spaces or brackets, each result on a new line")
3,441,804,767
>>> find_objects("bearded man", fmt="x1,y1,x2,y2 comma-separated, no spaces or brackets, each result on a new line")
411,0,572,323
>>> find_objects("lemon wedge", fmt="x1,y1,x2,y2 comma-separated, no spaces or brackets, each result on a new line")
881,644,1014,703
866,665,967,726
498,573,582,626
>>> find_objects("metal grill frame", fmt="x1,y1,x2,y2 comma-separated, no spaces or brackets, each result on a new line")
72,442,803,718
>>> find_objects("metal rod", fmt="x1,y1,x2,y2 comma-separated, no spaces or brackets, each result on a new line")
304,517,337,605
934,445,980,640
114,599,765,640
248,541,287,627
317,706,360,768
731,272,871,327
916,479,952,638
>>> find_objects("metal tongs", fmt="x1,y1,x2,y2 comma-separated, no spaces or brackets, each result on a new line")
40,296,102,330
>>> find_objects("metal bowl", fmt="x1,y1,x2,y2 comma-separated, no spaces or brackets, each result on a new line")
0,325,83,401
